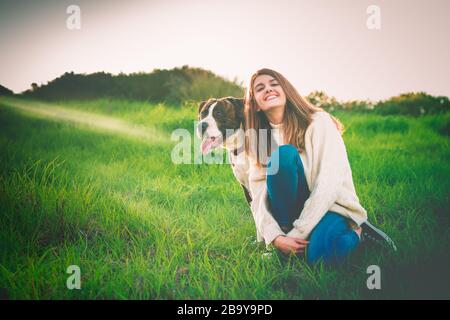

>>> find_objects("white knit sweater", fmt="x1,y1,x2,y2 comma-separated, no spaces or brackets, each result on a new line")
229,111,368,246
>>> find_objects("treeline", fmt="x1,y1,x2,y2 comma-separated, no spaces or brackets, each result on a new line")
307,91,449,116
1,66,449,116
19,65,243,104
0,84,14,96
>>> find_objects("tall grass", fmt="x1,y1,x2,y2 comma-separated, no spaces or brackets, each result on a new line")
0,97,448,299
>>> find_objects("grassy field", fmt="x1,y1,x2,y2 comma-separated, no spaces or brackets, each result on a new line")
0,96,449,299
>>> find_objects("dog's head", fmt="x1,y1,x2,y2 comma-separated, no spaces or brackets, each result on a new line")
197,97,244,154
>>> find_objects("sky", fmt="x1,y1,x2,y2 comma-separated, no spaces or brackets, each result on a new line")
1,0,449,101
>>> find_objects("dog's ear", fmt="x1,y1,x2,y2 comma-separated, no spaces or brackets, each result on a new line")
198,98,217,119
226,97,244,109
225,97,245,124
198,100,208,114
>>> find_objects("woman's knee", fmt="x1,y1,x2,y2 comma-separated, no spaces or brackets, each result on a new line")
334,232,360,257
268,144,300,174
306,212,356,264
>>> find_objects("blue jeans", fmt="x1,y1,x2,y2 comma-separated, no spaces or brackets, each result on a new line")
267,144,360,264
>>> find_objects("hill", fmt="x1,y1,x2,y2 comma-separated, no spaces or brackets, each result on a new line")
0,84,14,96
21,65,243,104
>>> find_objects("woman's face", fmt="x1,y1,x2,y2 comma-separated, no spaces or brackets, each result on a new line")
253,74,287,112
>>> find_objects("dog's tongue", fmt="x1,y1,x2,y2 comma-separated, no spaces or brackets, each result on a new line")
201,137,215,155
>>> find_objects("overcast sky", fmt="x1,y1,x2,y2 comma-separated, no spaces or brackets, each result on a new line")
1,0,449,101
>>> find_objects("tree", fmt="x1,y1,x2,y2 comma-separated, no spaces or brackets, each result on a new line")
0,84,14,96
31,83,39,92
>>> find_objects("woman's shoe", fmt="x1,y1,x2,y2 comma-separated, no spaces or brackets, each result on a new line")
361,220,397,252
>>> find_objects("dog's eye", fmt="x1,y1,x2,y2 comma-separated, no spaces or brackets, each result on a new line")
215,111,223,117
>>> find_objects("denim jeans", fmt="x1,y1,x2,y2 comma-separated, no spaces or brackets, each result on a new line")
267,144,359,264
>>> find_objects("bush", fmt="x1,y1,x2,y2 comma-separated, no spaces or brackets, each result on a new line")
422,112,450,137
374,92,450,116
0,84,14,96
307,91,374,113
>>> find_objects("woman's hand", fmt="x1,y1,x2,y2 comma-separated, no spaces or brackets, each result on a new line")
273,235,309,255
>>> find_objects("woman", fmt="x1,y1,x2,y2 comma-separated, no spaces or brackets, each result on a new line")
238,68,368,265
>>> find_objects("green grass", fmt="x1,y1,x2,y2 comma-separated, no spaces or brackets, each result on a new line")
0,96,449,299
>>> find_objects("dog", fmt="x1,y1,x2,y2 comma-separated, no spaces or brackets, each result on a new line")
197,96,252,204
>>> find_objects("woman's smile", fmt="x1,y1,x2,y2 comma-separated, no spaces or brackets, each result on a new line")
264,93,279,101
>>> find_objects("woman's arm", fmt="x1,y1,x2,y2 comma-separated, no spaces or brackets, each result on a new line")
287,113,348,240
250,183,286,246
230,150,285,246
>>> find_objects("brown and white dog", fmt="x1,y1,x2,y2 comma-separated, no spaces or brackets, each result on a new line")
197,96,252,204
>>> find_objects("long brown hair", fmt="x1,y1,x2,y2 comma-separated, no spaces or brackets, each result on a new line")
244,68,344,167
